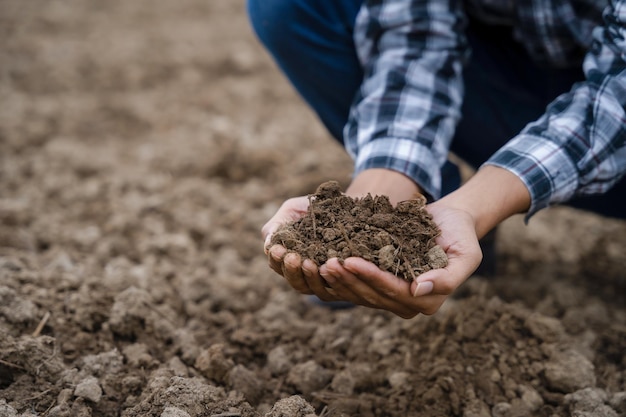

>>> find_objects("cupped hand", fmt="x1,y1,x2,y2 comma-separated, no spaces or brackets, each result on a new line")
262,167,530,318
262,169,425,304
316,201,483,318
262,194,484,318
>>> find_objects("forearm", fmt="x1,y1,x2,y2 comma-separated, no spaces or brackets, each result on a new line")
346,169,422,206
436,165,531,239
486,2,626,217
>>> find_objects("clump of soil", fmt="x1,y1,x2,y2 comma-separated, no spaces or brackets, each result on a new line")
270,181,447,281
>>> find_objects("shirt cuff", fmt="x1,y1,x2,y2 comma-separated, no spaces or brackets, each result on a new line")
352,137,444,201
485,133,580,220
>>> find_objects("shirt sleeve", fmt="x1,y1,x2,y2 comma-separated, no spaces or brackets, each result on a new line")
345,0,469,200
486,1,626,218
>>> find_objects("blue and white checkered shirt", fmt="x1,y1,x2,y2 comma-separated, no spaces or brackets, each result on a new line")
345,0,626,217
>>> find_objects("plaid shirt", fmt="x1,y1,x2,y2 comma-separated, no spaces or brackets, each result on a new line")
345,0,626,217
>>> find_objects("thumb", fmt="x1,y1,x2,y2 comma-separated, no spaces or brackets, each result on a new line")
410,249,481,297
262,220,282,252
261,196,311,250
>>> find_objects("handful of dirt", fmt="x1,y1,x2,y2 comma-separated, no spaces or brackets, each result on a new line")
270,181,447,282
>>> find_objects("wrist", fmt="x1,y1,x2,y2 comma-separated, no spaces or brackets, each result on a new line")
437,165,531,238
346,169,422,205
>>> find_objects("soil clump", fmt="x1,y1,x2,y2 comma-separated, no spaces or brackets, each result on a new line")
270,181,447,281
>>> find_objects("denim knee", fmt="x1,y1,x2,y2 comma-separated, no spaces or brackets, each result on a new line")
246,0,363,143
247,0,300,54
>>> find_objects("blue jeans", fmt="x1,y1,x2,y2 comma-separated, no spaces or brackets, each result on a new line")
248,0,626,220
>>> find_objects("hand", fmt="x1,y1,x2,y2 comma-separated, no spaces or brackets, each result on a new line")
261,169,421,303
317,165,531,318
262,196,482,318
262,166,530,318
316,200,482,318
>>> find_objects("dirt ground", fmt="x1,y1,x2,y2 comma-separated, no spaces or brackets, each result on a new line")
0,1,625,416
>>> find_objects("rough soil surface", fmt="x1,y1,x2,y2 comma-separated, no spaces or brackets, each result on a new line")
271,181,447,282
0,1,625,417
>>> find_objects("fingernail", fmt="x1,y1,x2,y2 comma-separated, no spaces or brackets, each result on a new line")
319,268,336,284
270,250,281,262
413,281,433,297
264,235,272,253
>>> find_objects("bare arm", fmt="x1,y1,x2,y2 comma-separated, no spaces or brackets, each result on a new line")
434,165,531,239
344,168,422,205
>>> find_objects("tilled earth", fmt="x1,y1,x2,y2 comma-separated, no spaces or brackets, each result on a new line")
0,1,625,416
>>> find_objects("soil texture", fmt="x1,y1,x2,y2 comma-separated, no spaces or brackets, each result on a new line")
0,1,625,417
271,181,447,281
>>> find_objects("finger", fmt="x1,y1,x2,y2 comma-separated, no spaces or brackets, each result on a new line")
267,245,287,276
406,292,447,316
302,260,343,302
263,233,274,254
325,287,338,297
411,269,460,299
260,213,287,242
326,261,419,318
262,220,282,252
282,252,312,294
301,259,328,294
341,257,413,301
339,258,434,317
302,259,321,282
411,243,482,298
261,197,310,241
323,259,388,308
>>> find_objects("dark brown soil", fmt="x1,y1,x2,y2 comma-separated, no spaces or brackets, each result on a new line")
0,1,625,417
271,181,447,281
